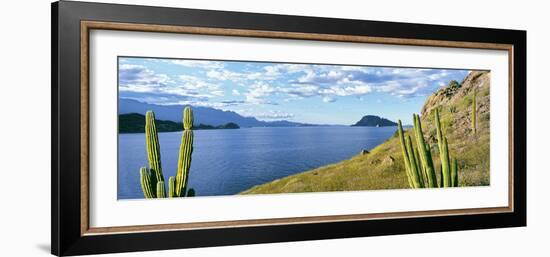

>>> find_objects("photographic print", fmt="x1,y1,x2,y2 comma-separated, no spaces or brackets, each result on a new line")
117,57,490,200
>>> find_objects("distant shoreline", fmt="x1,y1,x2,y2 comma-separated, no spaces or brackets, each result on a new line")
119,125,398,134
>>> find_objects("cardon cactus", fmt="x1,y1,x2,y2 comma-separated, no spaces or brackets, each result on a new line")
397,110,459,189
138,107,196,198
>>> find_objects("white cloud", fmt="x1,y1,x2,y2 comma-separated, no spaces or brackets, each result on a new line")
322,96,336,103
244,82,278,104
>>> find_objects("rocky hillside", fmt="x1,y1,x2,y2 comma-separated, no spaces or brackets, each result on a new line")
241,71,490,194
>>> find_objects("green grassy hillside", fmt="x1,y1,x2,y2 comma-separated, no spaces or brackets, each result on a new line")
241,71,490,195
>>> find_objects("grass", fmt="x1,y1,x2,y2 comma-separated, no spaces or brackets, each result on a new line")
240,71,490,195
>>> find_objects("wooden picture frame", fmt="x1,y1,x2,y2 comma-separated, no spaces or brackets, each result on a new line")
52,1,526,256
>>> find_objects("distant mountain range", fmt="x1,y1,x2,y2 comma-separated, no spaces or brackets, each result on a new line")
119,99,315,128
351,115,397,127
119,113,240,133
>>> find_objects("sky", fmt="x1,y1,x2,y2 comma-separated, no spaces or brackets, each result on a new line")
118,57,470,125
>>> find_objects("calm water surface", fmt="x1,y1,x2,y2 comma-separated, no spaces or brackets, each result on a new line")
118,126,396,199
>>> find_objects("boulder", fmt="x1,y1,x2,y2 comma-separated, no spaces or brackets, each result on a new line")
382,155,395,165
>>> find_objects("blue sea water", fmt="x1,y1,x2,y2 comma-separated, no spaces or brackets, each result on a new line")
118,126,396,199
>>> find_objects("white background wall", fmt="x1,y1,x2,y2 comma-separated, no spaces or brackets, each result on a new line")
0,0,547,256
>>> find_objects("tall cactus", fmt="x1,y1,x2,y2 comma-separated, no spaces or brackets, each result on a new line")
472,88,477,134
175,107,194,197
138,107,195,199
398,111,459,188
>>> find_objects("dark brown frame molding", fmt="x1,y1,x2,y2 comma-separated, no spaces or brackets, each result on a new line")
53,1,526,255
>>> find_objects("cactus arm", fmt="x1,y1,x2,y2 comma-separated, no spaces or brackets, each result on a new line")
145,111,164,189
397,121,414,188
184,107,194,130
435,109,452,188
176,130,193,196
440,137,452,187
187,188,196,197
176,107,194,197
451,158,458,187
411,141,425,187
168,176,175,198
406,135,423,188
139,167,155,198
413,114,437,187
424,142,436,186
156,181,166,198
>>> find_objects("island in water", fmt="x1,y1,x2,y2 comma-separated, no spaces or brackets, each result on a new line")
351,115,397,127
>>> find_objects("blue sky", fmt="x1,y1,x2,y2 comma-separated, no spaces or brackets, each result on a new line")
119,57,470,125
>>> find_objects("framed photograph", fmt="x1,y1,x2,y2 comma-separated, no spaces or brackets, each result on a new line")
51,1,526,255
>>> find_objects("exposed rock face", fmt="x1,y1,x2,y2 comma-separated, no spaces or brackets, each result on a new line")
422,71,489,117
420,70,490,142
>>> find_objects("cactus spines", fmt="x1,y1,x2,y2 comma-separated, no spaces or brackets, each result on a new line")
156,181,166,198
168,176,176,198
412,114,437,187
139,167,155,198
145,111,164,191
138,108,196,199
451,158,458,187
472,88,477,134
175,108,194,197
